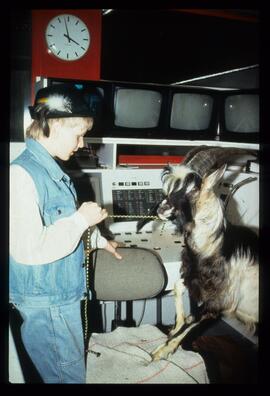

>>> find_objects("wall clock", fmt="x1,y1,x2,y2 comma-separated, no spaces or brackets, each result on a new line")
45,14,90,61
31,9,101,95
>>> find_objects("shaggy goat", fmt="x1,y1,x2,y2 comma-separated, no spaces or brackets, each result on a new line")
149,146,259,361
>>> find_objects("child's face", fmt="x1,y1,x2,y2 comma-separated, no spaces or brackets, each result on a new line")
49,118,93,161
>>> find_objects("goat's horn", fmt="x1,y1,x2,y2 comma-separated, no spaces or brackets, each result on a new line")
183,145,214,165
186,146,258,176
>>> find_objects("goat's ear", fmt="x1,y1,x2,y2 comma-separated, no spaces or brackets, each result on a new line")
204,164,227,190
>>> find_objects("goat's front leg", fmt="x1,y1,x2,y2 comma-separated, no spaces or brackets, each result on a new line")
151,278,196,362
168,278,186,337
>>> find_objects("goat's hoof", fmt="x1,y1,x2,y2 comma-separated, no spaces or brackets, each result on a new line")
150,353,160,362
150,345,171,361
151,351,166,362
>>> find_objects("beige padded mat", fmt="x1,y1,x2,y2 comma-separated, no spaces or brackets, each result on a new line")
86,324,209,384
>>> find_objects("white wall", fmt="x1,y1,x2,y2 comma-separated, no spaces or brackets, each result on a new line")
10,142,25,163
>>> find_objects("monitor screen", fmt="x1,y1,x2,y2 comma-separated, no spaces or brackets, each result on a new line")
114,88,162,128
224,93,259,133
170,93,214,130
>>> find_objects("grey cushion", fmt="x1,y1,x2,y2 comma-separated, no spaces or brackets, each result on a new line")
89,247,167,301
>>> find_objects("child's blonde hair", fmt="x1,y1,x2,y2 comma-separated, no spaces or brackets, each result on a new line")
26,117,93,139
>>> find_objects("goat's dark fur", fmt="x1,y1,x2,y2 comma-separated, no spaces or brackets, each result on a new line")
150,149,258,361
182,223,258,305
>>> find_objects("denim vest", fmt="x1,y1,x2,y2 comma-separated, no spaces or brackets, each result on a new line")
10,138,86,307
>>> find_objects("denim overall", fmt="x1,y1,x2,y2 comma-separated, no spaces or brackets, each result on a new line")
10,138,87,383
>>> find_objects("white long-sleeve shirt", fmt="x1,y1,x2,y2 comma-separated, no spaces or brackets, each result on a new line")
10,164,107,265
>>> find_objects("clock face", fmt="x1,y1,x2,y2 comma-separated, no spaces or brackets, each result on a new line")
45,14,90,61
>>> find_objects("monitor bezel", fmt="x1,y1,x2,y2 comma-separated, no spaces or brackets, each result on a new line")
106,81,168,138
166,86,219,140
219,88,259,143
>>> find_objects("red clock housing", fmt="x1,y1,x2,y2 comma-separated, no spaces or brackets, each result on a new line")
31,9,102,98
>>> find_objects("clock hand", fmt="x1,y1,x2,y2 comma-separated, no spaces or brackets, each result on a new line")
63,34,80,46
63,17,71,42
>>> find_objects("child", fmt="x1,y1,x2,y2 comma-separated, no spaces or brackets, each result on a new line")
9,84,122,383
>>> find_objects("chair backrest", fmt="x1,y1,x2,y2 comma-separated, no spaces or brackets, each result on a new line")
89,247,167,301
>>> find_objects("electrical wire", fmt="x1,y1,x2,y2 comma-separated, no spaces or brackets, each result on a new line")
137,300,147,327
224,176,257,212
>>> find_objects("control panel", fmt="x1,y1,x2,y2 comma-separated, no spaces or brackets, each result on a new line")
112,189,164,220
98,168,165,222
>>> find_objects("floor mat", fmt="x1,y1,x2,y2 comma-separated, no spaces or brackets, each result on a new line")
86,324,209,384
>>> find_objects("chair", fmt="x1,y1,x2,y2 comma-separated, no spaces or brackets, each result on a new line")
88,246,168,330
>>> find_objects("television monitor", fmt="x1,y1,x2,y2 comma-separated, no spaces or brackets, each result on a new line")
45,79,257,144
167,87,218,140
219,89,259,143
108,82,167,138
114,88,162,128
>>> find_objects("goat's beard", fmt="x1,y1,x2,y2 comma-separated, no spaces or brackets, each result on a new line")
174,215,185,234
172,207,195,234
173,210,194,234
157,208,187,234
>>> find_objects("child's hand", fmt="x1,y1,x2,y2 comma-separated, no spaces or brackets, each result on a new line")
104,240,122,260
78,202,108,227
